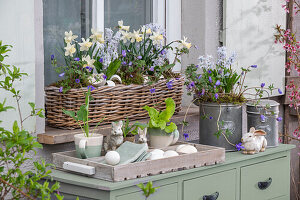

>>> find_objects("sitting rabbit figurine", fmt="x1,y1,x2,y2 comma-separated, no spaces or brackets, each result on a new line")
137,127,147,144
241,127,267,155
104,121,123,152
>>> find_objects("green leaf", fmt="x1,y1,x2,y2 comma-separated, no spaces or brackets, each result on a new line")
106,59,121,80
165,122,177,133
12,120,19,134
63,109,77,120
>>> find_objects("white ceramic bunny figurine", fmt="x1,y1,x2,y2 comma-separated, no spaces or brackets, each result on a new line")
241,127,267,155
137,127,147,144
104,121,124,152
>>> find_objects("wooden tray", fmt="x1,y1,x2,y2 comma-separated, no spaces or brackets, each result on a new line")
52,142,225,182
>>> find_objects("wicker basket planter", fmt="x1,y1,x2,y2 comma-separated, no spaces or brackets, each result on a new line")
45,77,184,129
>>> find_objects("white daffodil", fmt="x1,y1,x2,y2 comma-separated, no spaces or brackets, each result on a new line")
178,36,192,50
64,43,76,57
79,38,93,51
82,55,95,68
121,31,131,43
130,30,142,43
141,26,152,34
150,31,164,45
64,31,78,44
90,29,105,43
118,20,130,31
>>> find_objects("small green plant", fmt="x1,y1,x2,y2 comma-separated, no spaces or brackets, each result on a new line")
137,181,159,200
143,98,177,133
122,118,147,138
63,90,104,137
0,41,64,199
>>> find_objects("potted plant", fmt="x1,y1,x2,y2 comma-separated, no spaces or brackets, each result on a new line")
46,20,193,129
185,46,281,151
143,98,179,148
63,88,104,159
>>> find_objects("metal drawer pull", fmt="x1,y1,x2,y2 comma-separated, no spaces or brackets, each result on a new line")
203,192,219,200
258,177,272,190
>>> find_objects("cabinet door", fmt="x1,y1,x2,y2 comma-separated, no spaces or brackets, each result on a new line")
269,196,289,200
116,183,178,200
241,157,289,200
183,169,236,200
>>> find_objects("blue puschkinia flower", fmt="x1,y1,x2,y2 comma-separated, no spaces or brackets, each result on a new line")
150,66,154,71
122,50,126,57
137,56,142,59
74,57,80,61
215,93,219,99
197,75,202,79
150,88,155,93
128,62,132,66
122,61,127,65
209,77,212,83
215,80,221,86
59,73,65,77
260,115,266,121
87,85,95,91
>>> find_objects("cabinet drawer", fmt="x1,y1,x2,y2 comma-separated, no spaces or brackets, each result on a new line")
116,183,178,200
183,169,236,200
241,157,289,200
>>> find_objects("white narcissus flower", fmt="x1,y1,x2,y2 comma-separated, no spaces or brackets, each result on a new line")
79,38,93,51
150,31,163,45
64,31,78,44
90,29,105,43
118,20,130,31
120,31,131,43
64,43,76,57
141,26,152,34
82,55,95,68
130,30,142,43
178,36,192,50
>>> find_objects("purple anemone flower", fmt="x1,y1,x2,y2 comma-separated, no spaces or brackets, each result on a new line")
209,77,212,83
197,75,202,79
150,88,155,93
236,143,245,151
103,74,107,80
85,66,92,72
183,133,189,140
278,88,283,94
122,61,127,65
195,65,199,68
74,57,80,61
51,54,55,60
215,93,219,99
137,56,142,60
122,50,126,57
208,70,212,74
150,66,154,71
261,83,265,88
128,62,132,66
209,116,213,120
75,79,80,83
160,49,166,55
59,72,65,77
87,85,95,91
276,117,282,122
251,65,258,68
215,80,221,86
260,115,266,121
99,58,103,63
59,87,63,93
167,80,173,89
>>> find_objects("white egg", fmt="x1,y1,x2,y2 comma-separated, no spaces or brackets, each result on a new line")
163,150,179,158
150,149,164,155
176,144,187,152
148,152,164,160
105,151,120,165
106,80,116,86
176,145,197,154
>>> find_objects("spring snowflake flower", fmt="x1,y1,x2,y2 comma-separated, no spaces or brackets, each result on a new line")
90,29,105,43
120,31,132,43
82,55,95,69
64,30,78,44
79,38,93,51
178,36,192,50
150,31,164,45
130,30,143,43
64,43,76,57
118,20,130,31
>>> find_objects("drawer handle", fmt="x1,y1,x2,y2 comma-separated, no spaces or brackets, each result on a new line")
258,178,272,190
203,192,219,200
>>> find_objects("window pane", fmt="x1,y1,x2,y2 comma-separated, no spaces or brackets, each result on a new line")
43,0,92,86
104,0,152,30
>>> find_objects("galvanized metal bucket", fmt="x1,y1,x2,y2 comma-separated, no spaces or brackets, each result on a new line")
199,103,244,151
246,100,280,147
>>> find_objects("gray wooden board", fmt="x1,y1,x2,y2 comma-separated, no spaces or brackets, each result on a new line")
52,142,225,182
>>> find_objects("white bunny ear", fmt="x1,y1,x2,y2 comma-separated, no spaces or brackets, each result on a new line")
249,127,256,133
254,130,267,136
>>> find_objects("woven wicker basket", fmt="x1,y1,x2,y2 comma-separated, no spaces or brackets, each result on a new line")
45,77,184,129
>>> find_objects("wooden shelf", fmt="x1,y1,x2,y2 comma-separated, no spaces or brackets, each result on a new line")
38,107,199,145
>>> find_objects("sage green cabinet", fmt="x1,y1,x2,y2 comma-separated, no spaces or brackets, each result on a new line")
183,169,236,200
49,144,294,200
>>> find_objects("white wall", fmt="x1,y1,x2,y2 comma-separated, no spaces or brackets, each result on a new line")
0,0,36,133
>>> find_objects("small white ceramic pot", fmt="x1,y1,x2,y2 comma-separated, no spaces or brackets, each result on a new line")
74,134,103,159
148,128,179,148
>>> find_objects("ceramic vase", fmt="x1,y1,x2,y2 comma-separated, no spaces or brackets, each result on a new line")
74,134,103,159
148,128,179,148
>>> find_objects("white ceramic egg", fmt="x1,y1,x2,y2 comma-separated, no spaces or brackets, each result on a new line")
163,150,179,158
175,144,187,152
105,151,120,165
148,152,164,160
151,149,164,155
106,80,116,86
176,145,197,154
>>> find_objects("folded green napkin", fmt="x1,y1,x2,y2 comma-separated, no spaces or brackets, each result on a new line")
116,142,148,165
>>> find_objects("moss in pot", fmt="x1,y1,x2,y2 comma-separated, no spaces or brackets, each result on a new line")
63,88,105,159
143,98,179,148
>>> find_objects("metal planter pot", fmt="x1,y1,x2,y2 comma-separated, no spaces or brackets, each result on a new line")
246,100,280,147
199,103,244,151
